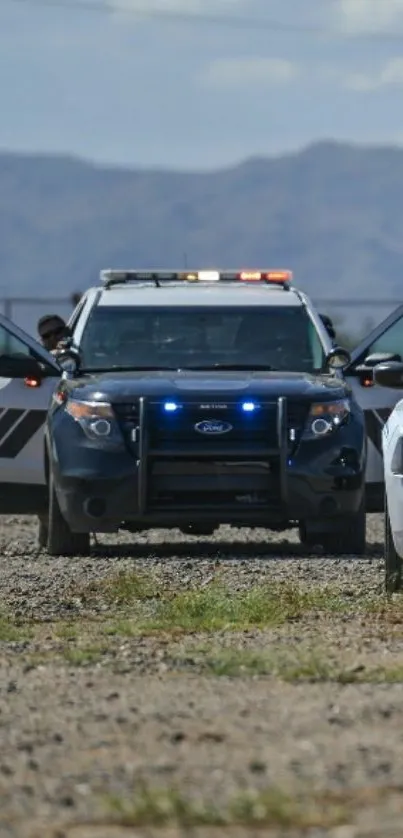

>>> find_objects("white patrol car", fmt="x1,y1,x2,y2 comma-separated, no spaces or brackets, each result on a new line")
345,305,403,514
0,269,400,528
373,359,403,591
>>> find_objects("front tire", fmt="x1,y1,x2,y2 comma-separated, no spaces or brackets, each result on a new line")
37,515,48,549
46,473,90,557
385,497,402,593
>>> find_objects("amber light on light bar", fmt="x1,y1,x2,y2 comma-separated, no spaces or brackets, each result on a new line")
265,270,293,282
238,269,293,283
239,271,262,280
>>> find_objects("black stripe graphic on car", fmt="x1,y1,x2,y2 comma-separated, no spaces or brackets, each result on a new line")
0,409,25,443
376,408,392,423
0,410,47,459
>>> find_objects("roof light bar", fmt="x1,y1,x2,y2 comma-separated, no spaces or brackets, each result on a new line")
100,268,293,289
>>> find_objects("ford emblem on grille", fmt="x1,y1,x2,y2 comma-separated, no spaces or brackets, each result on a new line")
195,419,233,435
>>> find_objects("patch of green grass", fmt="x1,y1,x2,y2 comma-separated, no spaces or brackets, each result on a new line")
7,577,403,668
43,580,356,640
106,787,224,828
103,785,355,829
52,577,403,637
101,618,142,638
62,645,107,666
0,615,33,642
140,581,346,634
194,648,277,677
178,646,336,680
230,788,348,828
54,623,80,640
70,570,158,607
181,646,403,684
359,666,403,684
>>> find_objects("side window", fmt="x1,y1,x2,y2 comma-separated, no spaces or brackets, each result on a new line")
307,319,325,369
0,325,34,357
366,316,403,360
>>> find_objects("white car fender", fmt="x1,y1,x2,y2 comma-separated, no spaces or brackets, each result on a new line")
383,402,403,558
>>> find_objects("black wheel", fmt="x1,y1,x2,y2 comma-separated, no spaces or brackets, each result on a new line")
301,492,367,556
46,473,90,557
298,522,316,547
385,497,402,593
37,515,48,549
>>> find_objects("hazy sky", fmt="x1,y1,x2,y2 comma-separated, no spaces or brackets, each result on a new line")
1,0,403,169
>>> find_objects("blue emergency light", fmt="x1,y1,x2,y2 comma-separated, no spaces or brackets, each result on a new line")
163,401,180,412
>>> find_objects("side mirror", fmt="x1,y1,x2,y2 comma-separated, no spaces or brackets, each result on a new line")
320,313,336,340
374,361,403,390
0,353,44,380
348,352,403,386
363,352,401,367
325,346,351,371
56,346,81,374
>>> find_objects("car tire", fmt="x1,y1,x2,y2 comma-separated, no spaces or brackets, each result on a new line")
37,515,48,549
300,492,367,556
298,523,314,546
385,497,402,593
46,473,90,557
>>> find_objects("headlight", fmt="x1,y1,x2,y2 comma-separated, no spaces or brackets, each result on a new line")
65,399,123,447
302,399,351,441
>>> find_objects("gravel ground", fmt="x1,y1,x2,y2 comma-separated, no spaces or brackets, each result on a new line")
1,513,403,838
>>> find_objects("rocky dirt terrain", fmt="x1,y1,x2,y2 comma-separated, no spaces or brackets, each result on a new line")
1,513,403,838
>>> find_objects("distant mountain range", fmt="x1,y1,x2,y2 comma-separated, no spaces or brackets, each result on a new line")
1,140,402,337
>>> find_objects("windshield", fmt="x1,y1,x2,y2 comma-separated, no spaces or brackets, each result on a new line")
78,305,326,373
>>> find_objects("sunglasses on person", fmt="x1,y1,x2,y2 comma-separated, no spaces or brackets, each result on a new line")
42,325,65,341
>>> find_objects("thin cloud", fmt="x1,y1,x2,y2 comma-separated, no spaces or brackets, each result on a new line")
107,0,245,14
345,58,403,90
202,56,299,88
336,0,403,32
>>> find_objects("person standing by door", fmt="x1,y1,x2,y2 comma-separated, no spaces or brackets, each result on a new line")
37,314,71,355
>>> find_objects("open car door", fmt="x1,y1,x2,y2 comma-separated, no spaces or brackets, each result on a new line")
0,314,60,515
345,303,403,512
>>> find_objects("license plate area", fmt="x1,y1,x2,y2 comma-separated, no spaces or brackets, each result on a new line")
149,458,280,509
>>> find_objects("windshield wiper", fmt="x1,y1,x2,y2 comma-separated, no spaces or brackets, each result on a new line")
180,363,278,371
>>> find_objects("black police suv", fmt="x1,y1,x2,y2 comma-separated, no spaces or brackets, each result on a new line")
23,268,366,557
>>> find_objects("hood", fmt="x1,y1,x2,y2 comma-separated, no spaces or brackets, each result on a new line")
68,369,348,403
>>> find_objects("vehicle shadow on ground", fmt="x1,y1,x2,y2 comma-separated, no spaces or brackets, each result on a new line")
91,539,384,560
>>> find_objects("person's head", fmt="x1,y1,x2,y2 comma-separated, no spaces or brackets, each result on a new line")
37,314,68,351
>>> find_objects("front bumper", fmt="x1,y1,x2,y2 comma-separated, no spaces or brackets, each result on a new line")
50,396,366,533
